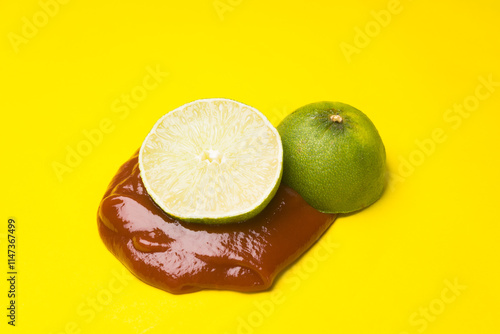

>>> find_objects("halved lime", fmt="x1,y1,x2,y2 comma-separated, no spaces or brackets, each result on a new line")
277,101,386,213
139,98,283,224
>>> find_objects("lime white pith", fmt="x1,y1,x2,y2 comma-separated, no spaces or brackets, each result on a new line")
139,98,283,224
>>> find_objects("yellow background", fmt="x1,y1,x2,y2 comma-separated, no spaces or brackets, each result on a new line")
1,0,499,333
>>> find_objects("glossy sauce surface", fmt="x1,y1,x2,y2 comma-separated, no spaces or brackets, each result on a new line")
97,151,336,294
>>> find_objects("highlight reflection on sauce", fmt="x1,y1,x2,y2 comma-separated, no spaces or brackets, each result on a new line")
97,151,336,294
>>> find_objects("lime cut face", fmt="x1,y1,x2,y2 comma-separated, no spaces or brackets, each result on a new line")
139,98,283,224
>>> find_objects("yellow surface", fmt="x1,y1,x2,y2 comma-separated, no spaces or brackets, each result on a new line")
1,0,499,333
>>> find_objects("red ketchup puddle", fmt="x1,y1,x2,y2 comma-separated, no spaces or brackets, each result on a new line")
97,151,336,294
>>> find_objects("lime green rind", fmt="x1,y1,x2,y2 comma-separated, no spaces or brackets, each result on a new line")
277,101,386,214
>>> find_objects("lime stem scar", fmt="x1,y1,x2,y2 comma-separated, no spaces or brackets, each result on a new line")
330,114,343,123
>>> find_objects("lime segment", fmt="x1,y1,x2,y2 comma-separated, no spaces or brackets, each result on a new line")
139,98,283,223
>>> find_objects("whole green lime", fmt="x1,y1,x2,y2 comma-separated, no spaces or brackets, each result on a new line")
277,101,386,213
